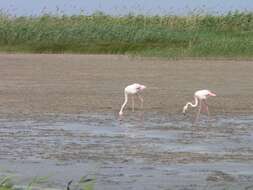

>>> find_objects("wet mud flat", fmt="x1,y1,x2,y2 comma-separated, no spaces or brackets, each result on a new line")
0,54,253,189
0,114,253,190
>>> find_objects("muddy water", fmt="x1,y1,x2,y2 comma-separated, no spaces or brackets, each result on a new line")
0,113,253,189
0,54,253,189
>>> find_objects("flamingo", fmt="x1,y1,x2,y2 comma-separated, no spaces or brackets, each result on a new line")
119,83,146,116
182,90,216,122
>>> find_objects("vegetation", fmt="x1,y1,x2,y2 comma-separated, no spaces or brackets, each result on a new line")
0,11,253,58
0,176,13,190
0,175,94,190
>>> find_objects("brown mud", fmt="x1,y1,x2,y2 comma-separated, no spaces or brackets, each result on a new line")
0,54,253,189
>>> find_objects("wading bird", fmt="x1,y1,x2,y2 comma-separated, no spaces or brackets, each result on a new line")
182,90,216,122
119,83,146,116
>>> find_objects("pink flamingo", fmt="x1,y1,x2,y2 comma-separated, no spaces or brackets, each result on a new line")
182,90,216,122
119,83,146,116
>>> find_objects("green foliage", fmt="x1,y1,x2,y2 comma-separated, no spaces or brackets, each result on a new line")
26,176,50,190
80,181,94,190
0,188,12,190
79,177,95,190
0,11,253,58
0,176,13,190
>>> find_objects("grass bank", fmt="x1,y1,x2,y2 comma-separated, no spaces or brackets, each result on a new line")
0,11,253,58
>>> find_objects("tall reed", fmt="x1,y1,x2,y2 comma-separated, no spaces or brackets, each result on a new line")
0,11,252,58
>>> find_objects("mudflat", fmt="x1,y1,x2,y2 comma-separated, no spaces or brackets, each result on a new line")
0,54,252,118
0,54,253,190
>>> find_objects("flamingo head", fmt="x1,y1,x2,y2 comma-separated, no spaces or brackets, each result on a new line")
119,111,123,116
182,105,187,115
139,85,146,91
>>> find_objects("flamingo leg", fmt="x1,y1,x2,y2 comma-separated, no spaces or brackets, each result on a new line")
132,95,135,112
203,100,210,119
137,94,144,109
194,99,202,123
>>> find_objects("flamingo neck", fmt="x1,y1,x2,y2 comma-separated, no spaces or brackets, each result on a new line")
119,92,128,115
185,96,199,109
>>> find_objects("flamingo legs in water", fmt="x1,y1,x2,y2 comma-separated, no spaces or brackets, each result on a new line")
131,94,144,112
137,94,144,109
194,99,202,123
194,99,211,123
132,96,135,112
119,94,144,121
137,94,144,122
203,100,210,119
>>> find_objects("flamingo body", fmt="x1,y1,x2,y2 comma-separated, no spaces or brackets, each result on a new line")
119,83,146,116
194,89,216,100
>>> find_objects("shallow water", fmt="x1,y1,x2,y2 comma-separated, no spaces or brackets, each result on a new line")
0,113,253,189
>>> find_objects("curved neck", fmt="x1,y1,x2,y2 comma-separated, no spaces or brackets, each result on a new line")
185,96,198,109
119,92,128,114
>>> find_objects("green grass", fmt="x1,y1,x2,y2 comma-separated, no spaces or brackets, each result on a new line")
0,11,253,58
0,188,11,190
0,175,95,190
0,176,13,190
